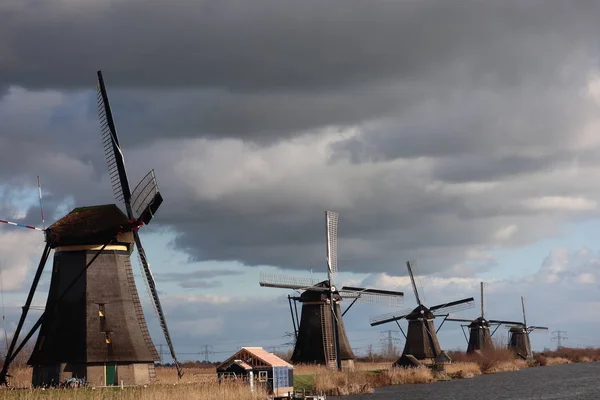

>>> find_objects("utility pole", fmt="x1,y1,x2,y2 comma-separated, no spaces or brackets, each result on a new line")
379,330,402,359
202,344,214,362
551,330,568,349
158,344,164,365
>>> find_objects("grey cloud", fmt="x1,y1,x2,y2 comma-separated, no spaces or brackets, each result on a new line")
156,269,243,281
179,280,222,289
5,0,599,92
155,270,242,290
3,0,600,279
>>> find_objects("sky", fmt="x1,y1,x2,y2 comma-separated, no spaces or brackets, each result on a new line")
2,0,600,363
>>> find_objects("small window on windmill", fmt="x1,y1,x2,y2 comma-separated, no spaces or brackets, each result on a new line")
98,304,105,317
105,331,112,344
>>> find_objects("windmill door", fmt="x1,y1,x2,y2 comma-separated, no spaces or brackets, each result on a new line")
105,363,117,386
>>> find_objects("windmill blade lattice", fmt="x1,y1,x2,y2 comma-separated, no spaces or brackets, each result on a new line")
488,319,525,326
259,272,321,291
339,287,404,306
445,318,473,323
97,72,131,206
429,297,475,314
325,211,338,280
529,326,549,331
369,307,414,326
131,170,164,225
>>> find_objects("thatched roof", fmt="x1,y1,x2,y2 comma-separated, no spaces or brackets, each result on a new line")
47,204,133,247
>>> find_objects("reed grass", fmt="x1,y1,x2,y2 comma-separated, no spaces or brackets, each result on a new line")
3,348,599,399
0,367,267,400
0,381,269,400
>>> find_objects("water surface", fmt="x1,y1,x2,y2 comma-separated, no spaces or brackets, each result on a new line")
341,362,600,400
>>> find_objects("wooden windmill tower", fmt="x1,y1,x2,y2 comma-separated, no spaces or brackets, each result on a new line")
0,71,183,387
446,282,523,354
259,211,404,370
370,261,474,367
506,296,548,360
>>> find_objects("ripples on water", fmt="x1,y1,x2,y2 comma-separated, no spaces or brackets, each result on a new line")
341,362,600,400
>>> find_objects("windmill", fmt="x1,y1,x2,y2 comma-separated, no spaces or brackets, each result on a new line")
506,296,548,360
0,70,182,386
369,261,474,367
259,211,404,370
446,282,523,354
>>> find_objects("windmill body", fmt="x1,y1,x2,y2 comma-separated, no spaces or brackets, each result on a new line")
290,281,355,366
399,305,442,363
370,261,474,367
29,205,159,386
0,71,183,386
506,296,548,360
259,211,404,370
465,317,493,353
508,326,533,359
446,282,521,354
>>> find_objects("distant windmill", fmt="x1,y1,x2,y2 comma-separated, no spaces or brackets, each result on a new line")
370,261,474,367
259,211,404,370
506,296,548,360
446,282,523,354
0,71,182,386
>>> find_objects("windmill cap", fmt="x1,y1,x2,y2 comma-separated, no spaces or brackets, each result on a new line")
47,204,135,248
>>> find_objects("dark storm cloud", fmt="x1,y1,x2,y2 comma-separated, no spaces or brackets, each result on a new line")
2,0,600,279
1,0,599,145
6,0,598,92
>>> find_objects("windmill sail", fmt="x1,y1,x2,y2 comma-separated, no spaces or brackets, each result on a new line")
406,261,422,306
131,170,164,225
369,307,414,326
259,272,323,291
429,297,475,314
97,71,131,208
97,70,183,378
339,286,404,306
325,211,338,282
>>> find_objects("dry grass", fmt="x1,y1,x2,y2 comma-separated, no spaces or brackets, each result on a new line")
307,364,436,395
448,347,528,374
5,347,600,399
0,381,269,400
444,362,481,379
313,370,374,396
155,366,217,384
539,347,600,363
379,366,435,385
0,367,267,400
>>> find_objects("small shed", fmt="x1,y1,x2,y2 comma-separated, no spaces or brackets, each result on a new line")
217,347,294,396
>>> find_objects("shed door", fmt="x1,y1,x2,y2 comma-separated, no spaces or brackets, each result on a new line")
105,363,117,386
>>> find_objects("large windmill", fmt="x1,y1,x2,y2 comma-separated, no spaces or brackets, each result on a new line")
370,261,474,367
0,70,182,386
506,296,548,360
446,282,523,354
259,211,404,370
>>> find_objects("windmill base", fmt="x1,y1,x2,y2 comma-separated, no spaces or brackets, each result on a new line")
31,362,156,387
394,352,452,370
394,354,423,368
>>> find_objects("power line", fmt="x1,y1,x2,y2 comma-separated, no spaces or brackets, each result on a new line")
551,330,568,349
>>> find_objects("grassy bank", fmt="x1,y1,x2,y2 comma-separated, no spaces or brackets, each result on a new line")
1,348,598,398
0,366,268,400
294,347,600,396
